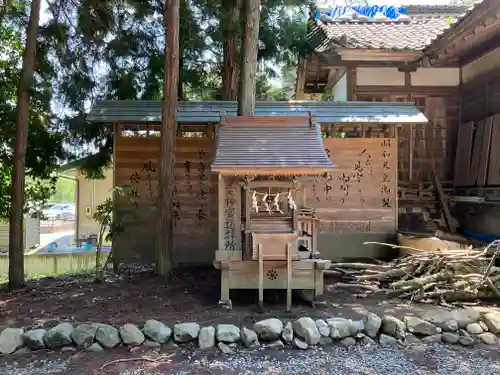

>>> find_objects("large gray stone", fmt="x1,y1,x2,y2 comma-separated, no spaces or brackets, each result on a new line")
0,328,24,355
86,343,104,352
198,326,215,349
450,308,480,329
422,334,442,344
404,333,420,346
253,319,283,341
404,316,441,336
23,329,46,351
363,313,382,338
381,315,406,339
422,311,458,331
120,324,145,346
459,336,474,346
142,320,172,344
241,327,259,348
173,323,200,343
441,332,459,344
483,312,500,333
326,318,351,340
349,320,364,335
281,321,293,345
216,324,240,343
360,336,377,347
217,342,231,354
379,333,397,347
479,321,489,332
95,324,121,348
466,323,483,335
315,319,329,337
293,317,320,346
477,332,497,345
293,338,308,350
72,324,97,348
43,323,74,349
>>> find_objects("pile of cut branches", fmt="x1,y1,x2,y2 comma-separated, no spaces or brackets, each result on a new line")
327,240,500,303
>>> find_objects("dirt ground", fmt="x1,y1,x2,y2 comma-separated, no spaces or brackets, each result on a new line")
1,266,500,375
2,265,498,331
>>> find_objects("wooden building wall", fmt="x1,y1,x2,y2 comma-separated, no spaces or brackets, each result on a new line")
455,48,500,188
114,124,399,264
461,70,500,124
352,86,459,185
114,129,218,265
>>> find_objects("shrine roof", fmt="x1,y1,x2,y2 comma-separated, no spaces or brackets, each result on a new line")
87,101,427,125
211,116,334,175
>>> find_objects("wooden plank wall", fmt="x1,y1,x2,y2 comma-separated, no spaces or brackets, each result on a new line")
457,69,500,187
454,114,500,187
354,93,459,184
302,138,397,235
461,70,500,124
114,134,218,265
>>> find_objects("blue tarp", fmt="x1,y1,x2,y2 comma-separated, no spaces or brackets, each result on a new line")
315,5,407,20
462,229,500,244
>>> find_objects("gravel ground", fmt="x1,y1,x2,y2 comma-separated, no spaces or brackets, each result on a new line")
1,343,500,375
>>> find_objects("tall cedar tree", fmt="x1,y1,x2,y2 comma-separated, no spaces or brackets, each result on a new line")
221,0,241,100
238,0,260,116
9,0,42,289
157,0,180,276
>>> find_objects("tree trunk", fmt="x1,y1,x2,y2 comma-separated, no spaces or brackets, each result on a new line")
237,0,260,116
222,0,241,101
157,0,179,277
8,0,42,289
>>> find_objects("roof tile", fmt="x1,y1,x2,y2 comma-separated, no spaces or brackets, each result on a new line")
211,118,334,174
310,17,454,52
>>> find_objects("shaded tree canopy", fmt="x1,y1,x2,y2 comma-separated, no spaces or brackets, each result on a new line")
0,0,311,218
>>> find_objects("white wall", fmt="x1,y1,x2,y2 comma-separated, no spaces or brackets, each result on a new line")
76,167,114,238
356,67,459,87
462,46,500,84
356,67,405,86
333,73,347,101
411,68,459,86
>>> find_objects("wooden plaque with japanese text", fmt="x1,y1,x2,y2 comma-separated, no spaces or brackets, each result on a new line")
113,135,218,264
303,138,397,234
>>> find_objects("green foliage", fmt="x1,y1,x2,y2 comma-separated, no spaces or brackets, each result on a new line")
0,0,311,219
49,177,76,203
255,73,287,101
92,184,149,280
0,8,65,221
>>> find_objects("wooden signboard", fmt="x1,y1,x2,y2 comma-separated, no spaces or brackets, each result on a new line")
304,138,397,234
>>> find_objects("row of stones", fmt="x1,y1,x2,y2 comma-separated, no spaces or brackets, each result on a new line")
1,308,500,356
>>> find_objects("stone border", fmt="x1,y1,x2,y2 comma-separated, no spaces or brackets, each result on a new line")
1,308,499,356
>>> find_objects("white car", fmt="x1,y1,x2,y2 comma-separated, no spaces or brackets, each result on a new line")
42,203,75,221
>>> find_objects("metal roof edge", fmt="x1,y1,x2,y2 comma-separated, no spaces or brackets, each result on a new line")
87,100,427,125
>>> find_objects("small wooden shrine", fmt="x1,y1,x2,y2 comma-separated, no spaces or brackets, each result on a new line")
211,115,334,311
85,100,428,308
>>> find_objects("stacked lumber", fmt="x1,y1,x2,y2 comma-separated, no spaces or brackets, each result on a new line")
327,240,500,303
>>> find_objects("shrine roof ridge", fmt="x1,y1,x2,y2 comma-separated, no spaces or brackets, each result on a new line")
86,100,427,125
